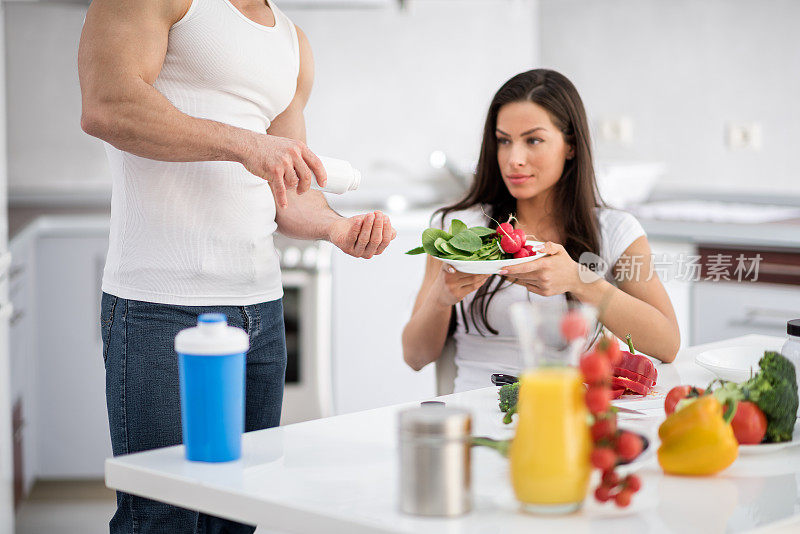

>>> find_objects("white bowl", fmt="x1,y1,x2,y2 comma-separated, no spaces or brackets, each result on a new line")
436,241,546,275
595,161,665,209
694,345,779,383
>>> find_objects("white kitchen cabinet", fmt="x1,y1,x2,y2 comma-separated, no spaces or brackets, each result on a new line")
34,226,111,479
648,240,695,348
8,229,36,496
330,210,436,414
692,281,800,345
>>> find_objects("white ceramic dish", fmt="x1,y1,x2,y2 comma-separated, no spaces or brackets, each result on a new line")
739,421,800,455
436,241,546,275
694,345,778,383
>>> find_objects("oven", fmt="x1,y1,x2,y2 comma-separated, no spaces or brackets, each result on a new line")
274,235,334,424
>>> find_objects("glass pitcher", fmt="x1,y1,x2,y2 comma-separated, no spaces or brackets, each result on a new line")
507,299,597,514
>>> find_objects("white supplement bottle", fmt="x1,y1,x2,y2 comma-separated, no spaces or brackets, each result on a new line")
312,156,362,194
781,319,800,371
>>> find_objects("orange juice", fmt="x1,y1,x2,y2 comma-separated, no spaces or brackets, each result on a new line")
510,367,591,512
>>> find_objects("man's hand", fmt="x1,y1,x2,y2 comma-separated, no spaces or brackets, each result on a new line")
328,211,396,259
239,134,326,209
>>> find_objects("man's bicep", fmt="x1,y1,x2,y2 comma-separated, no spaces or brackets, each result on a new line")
79,0,187,98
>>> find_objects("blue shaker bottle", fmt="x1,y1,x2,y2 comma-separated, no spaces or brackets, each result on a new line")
175,313,249,462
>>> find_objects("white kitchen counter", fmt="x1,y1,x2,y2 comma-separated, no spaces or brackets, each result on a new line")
105,334,800,533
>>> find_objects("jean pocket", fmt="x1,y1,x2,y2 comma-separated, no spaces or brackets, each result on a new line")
100,293,118,364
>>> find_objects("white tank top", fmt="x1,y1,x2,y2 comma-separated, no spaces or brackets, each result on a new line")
438,206,646,392
102,0,299,306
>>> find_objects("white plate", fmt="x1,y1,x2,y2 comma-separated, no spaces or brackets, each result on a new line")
436,241,546,275
694,345,778,383
739,421,800,455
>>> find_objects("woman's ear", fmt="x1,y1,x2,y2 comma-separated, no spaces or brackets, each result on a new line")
566,146,575,160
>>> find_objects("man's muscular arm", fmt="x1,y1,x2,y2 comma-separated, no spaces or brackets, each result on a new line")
270,26,395,257
78,0,324,207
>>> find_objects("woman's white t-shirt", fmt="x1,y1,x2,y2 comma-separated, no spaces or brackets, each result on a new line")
438,206,646,392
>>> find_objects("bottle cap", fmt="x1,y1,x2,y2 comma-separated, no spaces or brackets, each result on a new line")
349,169,362,191
399,407,471,439
788,319,800,337
175,313,249,356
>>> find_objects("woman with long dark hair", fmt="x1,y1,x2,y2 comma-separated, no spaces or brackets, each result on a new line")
402,69,679,392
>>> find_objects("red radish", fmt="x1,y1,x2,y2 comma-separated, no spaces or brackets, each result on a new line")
514,228,527,243
500,234,522,254
610,387,626,399
497,222,516,239
513,248,531,258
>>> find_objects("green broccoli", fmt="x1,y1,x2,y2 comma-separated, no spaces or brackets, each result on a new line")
741,351,799,442
498,382,519,424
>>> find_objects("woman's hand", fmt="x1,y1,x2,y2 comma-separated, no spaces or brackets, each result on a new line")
434,264,490,307
499,241,584,297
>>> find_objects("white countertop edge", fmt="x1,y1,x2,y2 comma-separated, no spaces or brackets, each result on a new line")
104,459,396,534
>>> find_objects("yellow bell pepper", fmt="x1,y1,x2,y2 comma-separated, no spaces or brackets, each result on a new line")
657,394,738,476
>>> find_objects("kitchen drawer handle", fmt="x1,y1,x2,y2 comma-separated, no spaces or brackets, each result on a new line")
10,309,24,326
727,307,799,331
9,265,25,281
758,263,800,277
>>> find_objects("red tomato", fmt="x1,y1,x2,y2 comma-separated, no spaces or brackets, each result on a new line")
664,385,705,415
580,352,611,383
585,386,611,415
590,417,617,442
731,401,768,445
614,488,633,507
615,431,643,461
598,337,622,366
590,448,617,470
561,310,588,342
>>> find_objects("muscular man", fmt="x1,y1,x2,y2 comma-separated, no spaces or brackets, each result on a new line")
79,1,395,532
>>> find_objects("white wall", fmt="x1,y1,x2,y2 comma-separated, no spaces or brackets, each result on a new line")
4,1,538,197
539,0,800,195
5,3,109,197
286,0,539,182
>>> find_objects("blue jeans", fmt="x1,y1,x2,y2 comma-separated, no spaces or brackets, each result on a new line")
101,293,287,534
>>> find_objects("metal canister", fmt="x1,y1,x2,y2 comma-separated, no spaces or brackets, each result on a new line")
398,406,472,517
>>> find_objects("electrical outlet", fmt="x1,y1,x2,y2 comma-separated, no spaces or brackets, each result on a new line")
726,122,762,150
598,116,634,145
